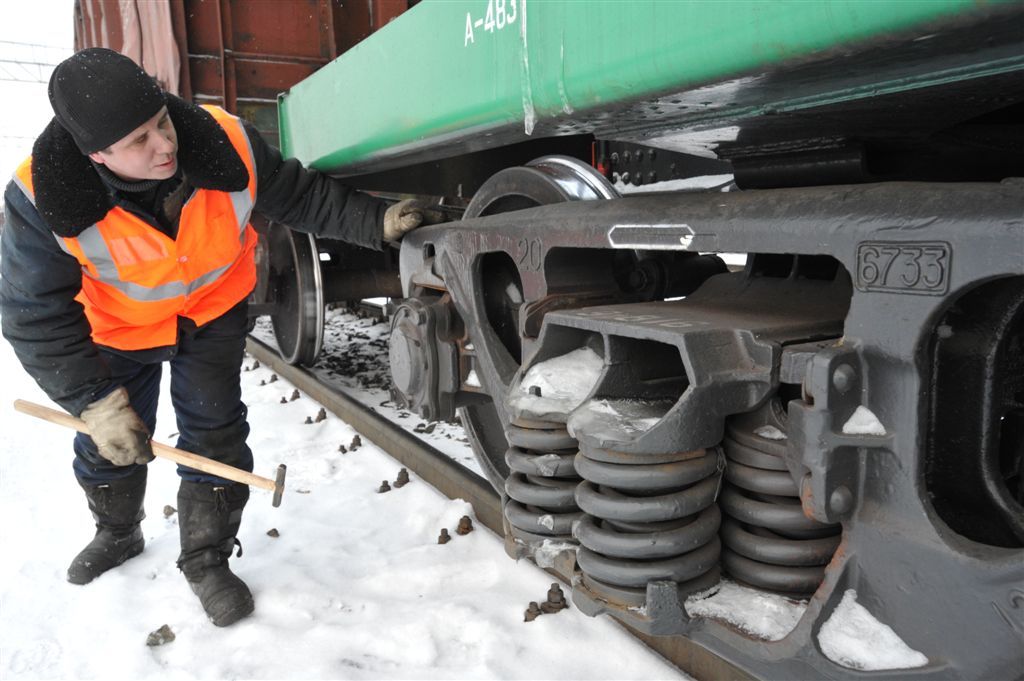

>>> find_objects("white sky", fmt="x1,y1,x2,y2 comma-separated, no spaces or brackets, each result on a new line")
0,0,75,181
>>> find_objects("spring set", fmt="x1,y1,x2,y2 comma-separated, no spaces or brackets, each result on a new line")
719,418,841,597
503,422,584,550
573,445,725,607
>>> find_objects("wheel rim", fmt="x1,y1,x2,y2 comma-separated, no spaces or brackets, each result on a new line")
459,156,618,492
268,222,324,366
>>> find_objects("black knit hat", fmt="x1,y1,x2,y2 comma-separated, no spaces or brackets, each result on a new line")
48,48,166,154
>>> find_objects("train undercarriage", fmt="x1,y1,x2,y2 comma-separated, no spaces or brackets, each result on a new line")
257,156,1023,678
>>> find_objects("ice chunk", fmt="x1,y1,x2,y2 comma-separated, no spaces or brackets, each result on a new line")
465,369,481,388
508,347,604,417
842,406,886,436
818,589,928,671
685,580,806,641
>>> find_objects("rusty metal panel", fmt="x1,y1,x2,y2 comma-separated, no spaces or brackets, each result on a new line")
74,0,124,52
331,0,371,54
178,0,351,141
233,59,320,101
74,0,415,143
227,0,337,60
372,0,408,30
168,1,193,101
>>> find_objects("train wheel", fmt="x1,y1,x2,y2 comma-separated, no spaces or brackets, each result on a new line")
267,222,324,366
458,156,618,492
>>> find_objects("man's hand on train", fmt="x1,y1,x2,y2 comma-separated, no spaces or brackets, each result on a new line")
383,199,445,243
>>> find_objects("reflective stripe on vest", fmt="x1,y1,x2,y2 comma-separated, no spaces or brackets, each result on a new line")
72,226,244,301
12,105,259,349
11,157,76,257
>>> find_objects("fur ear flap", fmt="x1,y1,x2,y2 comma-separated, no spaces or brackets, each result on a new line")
31,118,111,237
166,95,249,192
29,99,249,237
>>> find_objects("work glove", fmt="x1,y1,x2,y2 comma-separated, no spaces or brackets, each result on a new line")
79,387,155,467
383,199,445,243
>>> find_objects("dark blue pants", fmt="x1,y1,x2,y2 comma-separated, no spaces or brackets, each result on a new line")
73,300,254,485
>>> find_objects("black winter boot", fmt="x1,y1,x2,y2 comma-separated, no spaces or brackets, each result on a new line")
176,480,254,627
67,467,147,585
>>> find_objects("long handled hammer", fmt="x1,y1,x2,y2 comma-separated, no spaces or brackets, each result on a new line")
13,399,287,507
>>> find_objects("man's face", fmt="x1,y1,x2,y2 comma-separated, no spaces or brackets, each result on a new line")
88,106,178,182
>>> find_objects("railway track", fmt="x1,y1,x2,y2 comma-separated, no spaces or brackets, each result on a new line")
244,333,755,681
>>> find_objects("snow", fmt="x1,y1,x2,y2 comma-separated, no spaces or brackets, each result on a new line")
531,540,578,570
841,406,887,436
754,425,787,440
685,580,807,642
0,329,684,679
818,589,928,671
530,453,565,476
613,174,734,194
251,310,482,477
566,397,667,442
507,347,604,419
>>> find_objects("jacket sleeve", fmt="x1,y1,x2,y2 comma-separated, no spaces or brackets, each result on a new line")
1,180,113,416
244,121,387,251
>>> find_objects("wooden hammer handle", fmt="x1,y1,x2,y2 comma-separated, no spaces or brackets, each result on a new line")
13,399,276,492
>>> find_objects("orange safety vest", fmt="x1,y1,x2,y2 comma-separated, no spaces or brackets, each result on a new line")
12,106,258,351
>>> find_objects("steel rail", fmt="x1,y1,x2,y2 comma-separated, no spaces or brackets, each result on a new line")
244,335,755,681
245,336,503,533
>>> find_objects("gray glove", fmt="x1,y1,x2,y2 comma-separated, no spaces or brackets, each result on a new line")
383,199,445,243
80,387,154,466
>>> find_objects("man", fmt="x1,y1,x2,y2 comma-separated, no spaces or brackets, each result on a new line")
1,48,433,627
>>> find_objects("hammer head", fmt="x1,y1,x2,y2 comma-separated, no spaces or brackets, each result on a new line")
272,464,287,507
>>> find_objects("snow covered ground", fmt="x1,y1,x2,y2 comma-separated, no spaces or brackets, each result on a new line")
250,310,481,476
0,318,684,679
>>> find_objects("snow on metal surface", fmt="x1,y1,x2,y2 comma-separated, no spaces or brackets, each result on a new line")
685,580,807,642
818,589,928,671
567,397,667,442
841,406,887,436
754,425,787,440
508,346,605,418
533,539,578,569
613,174,735,195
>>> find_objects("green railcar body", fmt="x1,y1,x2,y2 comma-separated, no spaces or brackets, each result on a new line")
277,0,1024,176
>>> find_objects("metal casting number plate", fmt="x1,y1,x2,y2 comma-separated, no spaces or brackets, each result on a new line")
856,241,951,295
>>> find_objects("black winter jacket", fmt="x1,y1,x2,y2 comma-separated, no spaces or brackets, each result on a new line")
1,95,387,416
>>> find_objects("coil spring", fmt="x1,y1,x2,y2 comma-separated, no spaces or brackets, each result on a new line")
573,445,724,607
719,420,841,597
503,423,584,548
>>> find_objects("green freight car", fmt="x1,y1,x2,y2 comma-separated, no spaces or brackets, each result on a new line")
267,2,1023,679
